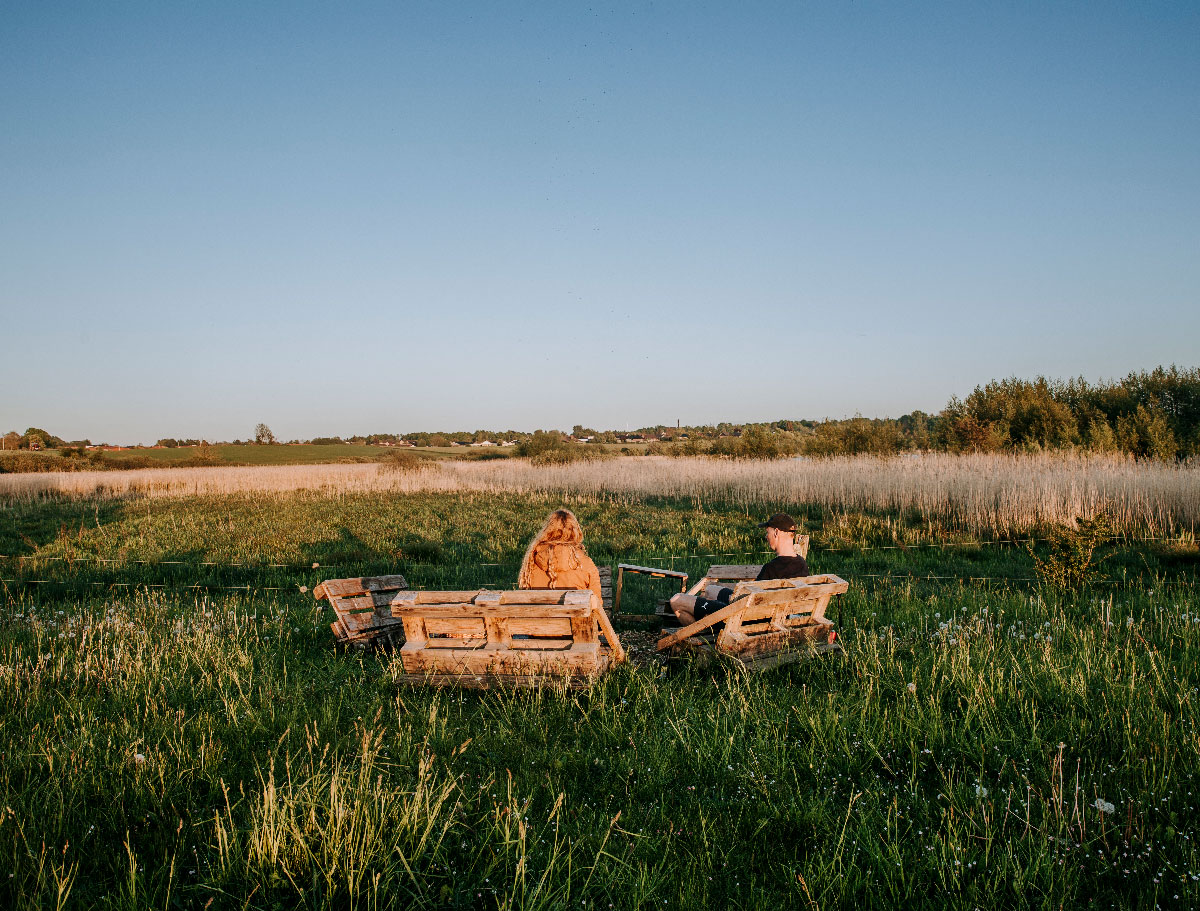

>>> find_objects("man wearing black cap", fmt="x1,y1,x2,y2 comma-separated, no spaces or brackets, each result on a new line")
666,513,810,626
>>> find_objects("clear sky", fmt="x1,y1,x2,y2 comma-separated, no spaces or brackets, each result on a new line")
2,1,1197,443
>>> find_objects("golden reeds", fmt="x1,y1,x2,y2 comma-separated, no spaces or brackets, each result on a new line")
1,453,1196,535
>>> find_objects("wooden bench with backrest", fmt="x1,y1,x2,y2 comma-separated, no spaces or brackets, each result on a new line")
651,533,809,617
691,534,809,591
389,588,625,687
316,567,614,646
315,574,409,646
657,573,848,669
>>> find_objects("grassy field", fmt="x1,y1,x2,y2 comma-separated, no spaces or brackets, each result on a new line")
1,474,1198,909
99,444,520,467
93,443,648,468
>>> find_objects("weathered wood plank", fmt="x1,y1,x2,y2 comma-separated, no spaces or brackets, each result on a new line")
396,672,605,690
400,645,608,677
507,617,573,637
498,589,582,605
598,565,613,611
392,604,600,620
509,638,573,650
592,599,626,663
616,563,689,580
425,637,486,649
704,565,763,582
425,618,487,638
318,575,408,598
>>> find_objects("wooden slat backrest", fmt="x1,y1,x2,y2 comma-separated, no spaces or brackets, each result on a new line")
686,537,809,595
393,589,624,677
658,574,847,653
314,575,408,600
315,574,410,642
716,580,842,651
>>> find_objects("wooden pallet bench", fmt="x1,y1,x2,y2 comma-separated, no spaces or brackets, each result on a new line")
651,534,809,617
612,564,690,618
315,574,409,646
656,573,848,670
390,589,625,688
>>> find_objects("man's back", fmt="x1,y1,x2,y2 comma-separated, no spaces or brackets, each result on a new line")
756,554,809,580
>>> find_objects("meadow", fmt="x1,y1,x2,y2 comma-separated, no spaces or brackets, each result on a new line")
0,444,521,473
1,455,1198,909
2,452,1197,536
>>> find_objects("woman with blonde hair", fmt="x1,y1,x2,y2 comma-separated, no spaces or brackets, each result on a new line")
517,509,603,601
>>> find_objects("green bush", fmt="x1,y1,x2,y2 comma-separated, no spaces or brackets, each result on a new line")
515,430,568,459
378,449,432,473
0,452,76,473
519,430,608,465
1028,512,1114,589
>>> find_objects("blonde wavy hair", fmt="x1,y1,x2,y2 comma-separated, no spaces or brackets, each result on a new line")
517,508,587,588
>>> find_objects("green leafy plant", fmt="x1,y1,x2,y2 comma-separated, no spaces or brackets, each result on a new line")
377,449,431,473
1028,511,1114,589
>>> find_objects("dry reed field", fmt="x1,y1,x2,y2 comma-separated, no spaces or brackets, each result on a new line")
3,452,1197,536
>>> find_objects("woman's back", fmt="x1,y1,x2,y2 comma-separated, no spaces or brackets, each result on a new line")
518,509,602,601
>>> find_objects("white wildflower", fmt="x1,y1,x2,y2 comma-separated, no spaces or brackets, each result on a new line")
1094,798,1115,815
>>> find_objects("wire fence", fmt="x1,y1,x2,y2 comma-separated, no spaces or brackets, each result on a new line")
0,534,1192,596
3,575,1196,595
0,533,1177,570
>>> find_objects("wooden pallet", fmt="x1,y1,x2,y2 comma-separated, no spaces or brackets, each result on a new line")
391,588,624,687
652,543,810,617
657,574,848,669
598,565,613,611
314,574,409,646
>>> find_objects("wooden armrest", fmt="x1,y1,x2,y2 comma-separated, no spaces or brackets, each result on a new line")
656,593,750,651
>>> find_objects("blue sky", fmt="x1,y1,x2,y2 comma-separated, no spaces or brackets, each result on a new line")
2,1,1197,443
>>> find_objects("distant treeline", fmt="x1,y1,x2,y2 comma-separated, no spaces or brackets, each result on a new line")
313,366,1198,460
639,365,1199,460
674,366,1197,460
6,366,1197,463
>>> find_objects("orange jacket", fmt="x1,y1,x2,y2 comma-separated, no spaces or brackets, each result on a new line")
520,543,603,601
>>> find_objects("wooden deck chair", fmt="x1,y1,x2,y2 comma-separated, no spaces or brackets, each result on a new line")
657,574,848,670
390,588,625,688
315,574,409,647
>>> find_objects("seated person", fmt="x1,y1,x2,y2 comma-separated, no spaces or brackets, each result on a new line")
667,513,809,626
517,508,604,602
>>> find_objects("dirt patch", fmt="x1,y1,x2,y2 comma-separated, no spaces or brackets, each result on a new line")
616,627,668,667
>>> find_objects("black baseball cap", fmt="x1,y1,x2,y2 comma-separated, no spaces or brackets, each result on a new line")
758,513,797,532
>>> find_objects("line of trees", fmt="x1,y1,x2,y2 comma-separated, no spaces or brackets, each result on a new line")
646,366,1199,460
1,428,72,451
9,366,1196,462
936,366,1198,459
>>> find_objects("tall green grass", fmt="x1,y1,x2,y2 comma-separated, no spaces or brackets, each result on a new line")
1,492,1198,908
